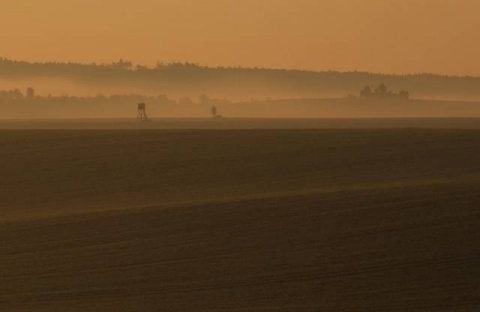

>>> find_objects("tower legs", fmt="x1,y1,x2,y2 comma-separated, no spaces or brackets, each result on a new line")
137,103,149,121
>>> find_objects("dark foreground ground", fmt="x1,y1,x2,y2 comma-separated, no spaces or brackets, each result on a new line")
1,117,480,130
1,127,479,311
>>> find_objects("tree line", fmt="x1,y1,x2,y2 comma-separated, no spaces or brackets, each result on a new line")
360,84,410,100
0,87,231,107
1,58,480,99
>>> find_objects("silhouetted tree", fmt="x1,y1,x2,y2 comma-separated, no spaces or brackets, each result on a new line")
399,90,410,100
111,59,133,70
3,89,24,100
375,83,388,96
359,84,410,100
26,87,35,99
211,105,217,118
360,85,372,98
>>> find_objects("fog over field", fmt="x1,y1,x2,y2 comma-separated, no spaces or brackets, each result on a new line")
2,1,480,311
2,53,480,312
2,59,480,119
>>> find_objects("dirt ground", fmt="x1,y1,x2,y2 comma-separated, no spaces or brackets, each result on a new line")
1,125,479,311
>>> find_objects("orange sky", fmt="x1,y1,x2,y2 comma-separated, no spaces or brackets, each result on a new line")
1,0,479,75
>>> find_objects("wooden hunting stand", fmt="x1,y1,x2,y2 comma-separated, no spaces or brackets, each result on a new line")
137,103,149,121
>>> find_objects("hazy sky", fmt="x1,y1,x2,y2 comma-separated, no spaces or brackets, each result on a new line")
1,0,479,75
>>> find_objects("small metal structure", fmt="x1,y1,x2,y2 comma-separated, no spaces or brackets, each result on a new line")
137,103,149,121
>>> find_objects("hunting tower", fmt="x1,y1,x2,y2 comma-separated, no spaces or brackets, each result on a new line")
137,103,149,121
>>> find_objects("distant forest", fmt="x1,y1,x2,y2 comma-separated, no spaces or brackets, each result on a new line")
2,58,480,100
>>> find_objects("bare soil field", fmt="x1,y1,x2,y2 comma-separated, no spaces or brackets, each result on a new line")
1,117,480,130
1,127,479,311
